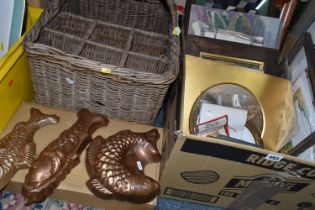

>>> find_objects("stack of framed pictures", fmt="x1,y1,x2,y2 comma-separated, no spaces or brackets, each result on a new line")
280,32,315,162
183,2,283,76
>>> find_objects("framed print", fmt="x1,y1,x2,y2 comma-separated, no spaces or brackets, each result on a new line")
281,33,315,158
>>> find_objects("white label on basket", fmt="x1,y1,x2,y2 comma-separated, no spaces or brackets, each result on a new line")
65,78,74,85
265,154,283,162
172,27,181,36
101,68,112,74
137,161,143,171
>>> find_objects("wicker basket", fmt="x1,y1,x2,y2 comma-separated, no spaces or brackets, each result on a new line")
24,0,180,124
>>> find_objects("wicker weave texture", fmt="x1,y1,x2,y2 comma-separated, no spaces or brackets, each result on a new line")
24,0,180,124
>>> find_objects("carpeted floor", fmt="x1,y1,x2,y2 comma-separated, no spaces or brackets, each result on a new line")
155,197,226,210
0,190,226,210
0,191,101,210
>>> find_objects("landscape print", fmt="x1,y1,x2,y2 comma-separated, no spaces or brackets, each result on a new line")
188,4,282,49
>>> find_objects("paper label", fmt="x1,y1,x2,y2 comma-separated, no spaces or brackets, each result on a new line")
137,161,143,171
172,27,181,36
265,154,283,162
194,115,228,136
101,68,112,74
65,78,74,85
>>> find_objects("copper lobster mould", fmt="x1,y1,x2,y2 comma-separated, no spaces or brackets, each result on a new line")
22,109,109,204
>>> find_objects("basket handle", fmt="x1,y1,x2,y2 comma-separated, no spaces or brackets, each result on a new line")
46,0,177,29
50,0,67,8
52,0,177,28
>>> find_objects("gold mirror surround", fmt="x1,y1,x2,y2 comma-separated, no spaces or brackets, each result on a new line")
189,84,264,147
181,55,295,151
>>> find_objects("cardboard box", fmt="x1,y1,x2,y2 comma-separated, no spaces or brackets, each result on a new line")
161,135,315,210
1,103,164,210
160,55,315,209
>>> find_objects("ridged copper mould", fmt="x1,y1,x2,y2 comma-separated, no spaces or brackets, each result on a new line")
22,109,109,204
0,108,59,190
86,129,161,203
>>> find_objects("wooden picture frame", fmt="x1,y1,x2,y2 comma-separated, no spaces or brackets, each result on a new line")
199,52,264,71
185,34,282,75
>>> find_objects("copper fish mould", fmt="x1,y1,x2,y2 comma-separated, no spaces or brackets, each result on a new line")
0,108,59,190
86,129,161,203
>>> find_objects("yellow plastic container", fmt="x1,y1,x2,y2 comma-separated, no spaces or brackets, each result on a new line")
0,6,42,132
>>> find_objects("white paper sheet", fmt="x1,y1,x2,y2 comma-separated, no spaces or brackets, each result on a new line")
199,103,248,140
